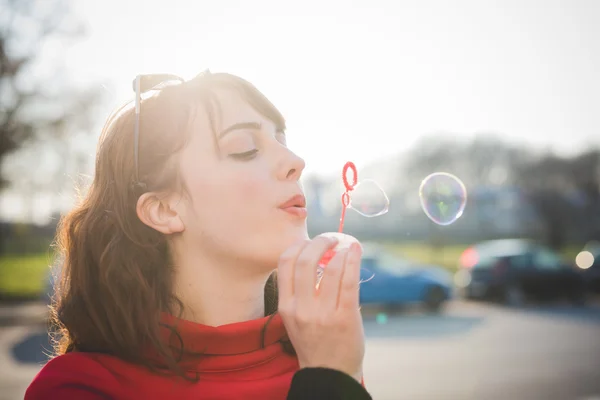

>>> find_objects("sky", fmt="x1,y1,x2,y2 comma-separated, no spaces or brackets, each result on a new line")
2,0,600,223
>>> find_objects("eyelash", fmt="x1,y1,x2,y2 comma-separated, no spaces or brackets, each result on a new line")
229,149,259,161
227,130,285,161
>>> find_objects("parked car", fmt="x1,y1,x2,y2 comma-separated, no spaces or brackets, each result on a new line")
455,239,588,306
358,245,453,313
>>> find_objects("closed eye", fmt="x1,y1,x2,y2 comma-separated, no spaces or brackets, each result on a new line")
229,149,259,160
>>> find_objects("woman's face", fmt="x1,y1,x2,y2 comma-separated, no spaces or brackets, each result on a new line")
174,89,309,269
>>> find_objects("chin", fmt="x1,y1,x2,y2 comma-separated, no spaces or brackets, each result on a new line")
286,227,310,246
258,229,309,269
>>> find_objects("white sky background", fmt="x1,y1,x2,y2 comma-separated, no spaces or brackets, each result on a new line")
2,0,600,223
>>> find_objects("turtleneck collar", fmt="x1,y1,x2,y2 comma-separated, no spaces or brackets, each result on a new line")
160,312,287,355
150,312,295,374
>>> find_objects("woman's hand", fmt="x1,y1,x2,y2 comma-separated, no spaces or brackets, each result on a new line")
277,235,365,382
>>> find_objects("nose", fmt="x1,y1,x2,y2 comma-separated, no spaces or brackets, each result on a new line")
277,147,306,181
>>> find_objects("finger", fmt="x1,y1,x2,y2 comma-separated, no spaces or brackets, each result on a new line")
338,242,362,310
278,240,310,306
294,236,339,303
317,248,349,311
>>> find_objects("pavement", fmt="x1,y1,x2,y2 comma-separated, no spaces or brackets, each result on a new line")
0,302,48,327
361,301,600,400
1,300,600,400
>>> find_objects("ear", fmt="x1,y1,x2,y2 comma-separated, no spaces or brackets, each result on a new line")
136,192,185,235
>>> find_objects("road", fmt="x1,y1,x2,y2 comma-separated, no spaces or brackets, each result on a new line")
1,301,599,400
362,301,600,400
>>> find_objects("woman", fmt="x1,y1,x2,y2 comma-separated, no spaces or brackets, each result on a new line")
25,71,372,399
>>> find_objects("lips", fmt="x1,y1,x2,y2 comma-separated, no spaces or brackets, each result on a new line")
279,194,307,209
279,194,308,218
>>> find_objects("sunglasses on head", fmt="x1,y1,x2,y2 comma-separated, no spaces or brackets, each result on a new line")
131,74,185,188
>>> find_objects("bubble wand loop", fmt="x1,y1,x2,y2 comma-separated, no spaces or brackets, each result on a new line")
338,161,358,233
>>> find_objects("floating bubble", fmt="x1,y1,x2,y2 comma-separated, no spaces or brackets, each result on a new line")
316,232,374,287
348,179,390,217
419,172,467,226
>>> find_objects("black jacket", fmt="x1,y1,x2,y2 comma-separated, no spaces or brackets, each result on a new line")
287,368,373,400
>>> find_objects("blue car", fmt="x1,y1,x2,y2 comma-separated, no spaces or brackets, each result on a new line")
358,246,453,312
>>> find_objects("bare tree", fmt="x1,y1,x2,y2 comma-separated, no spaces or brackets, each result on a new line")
403,133,530,187
0,0,102,253
403,133,600,248
517,149,600,248
0,0,101,190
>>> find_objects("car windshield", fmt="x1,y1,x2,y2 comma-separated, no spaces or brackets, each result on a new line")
533,247,565,269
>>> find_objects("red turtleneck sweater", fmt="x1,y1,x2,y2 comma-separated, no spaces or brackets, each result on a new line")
26,313,304,399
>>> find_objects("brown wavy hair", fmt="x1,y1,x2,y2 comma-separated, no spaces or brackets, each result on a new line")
50,72,293,379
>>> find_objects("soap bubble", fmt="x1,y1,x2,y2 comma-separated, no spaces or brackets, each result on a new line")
419,172,467,226
348,179,390,217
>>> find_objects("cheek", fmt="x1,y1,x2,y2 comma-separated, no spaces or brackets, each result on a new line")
187,169,272,223
233,173,270,203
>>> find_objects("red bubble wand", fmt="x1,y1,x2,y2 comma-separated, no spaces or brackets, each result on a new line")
319,161,358,266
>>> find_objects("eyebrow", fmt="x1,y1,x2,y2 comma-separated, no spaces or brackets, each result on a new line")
218,122,262,139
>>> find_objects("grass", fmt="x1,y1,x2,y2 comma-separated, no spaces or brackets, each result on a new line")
0,253,54,299
384,243,468,271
